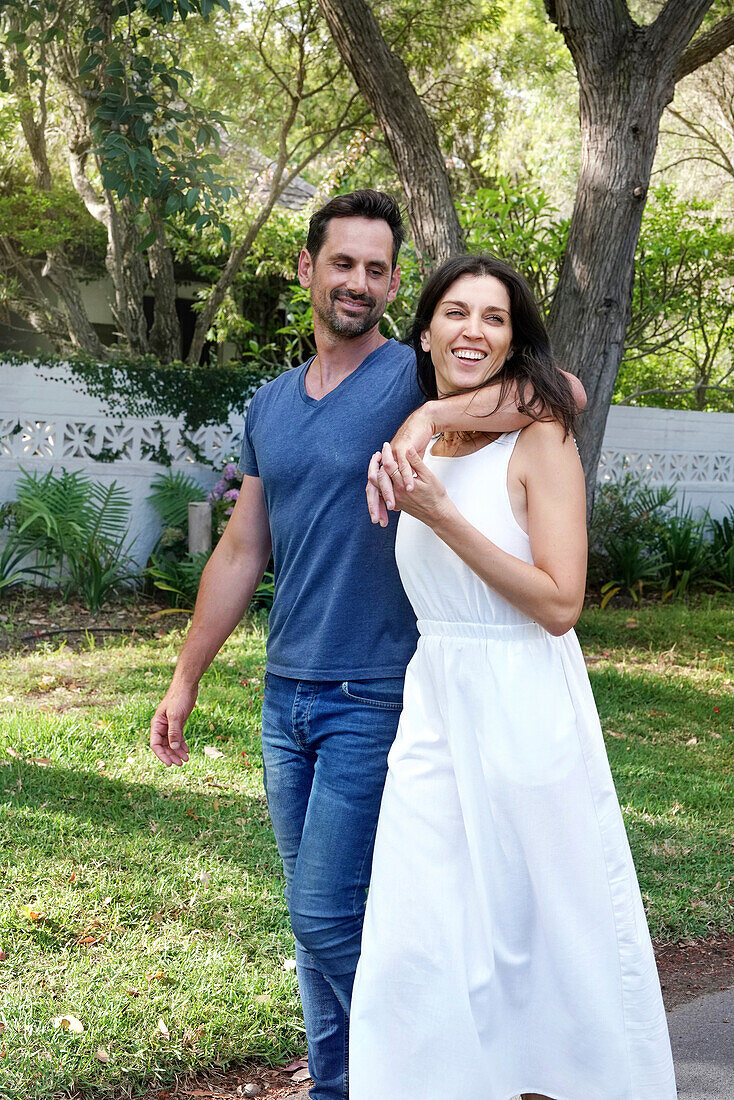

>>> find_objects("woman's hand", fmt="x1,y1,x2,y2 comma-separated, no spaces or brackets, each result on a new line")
370,442,456,530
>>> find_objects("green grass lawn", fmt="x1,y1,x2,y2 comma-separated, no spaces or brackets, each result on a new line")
0,596,732,1099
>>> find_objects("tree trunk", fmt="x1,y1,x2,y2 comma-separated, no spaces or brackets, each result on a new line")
318,0,463,268
43,250,107,358
543,0,730,517
147,203,182,363
108,198,150,354
547,69,670,511
7,25,103,356
0,238,73,351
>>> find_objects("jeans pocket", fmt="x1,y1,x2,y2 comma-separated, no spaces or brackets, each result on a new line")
340,678,404,710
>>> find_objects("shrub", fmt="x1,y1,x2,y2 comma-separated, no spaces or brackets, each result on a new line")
708,507,734,588
590,476,733,606
1,468,137,609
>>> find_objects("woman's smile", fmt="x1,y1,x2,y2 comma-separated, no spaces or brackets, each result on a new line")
421,274,513,395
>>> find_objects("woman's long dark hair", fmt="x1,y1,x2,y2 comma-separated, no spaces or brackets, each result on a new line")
410,254,577,435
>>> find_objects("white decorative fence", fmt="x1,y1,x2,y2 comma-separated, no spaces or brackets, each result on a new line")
0,362,243,566
597,406,733,520
1,362,732,570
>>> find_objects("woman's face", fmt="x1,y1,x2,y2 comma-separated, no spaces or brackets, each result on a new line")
420,274,513,396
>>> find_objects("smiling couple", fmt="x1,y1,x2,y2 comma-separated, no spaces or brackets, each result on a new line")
150,191,676,1100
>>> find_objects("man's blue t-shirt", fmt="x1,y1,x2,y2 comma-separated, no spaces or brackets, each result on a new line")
239,339,422,680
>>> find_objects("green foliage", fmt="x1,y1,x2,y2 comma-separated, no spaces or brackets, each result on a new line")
0,178,106,268
600,539,667,607
147,549,209,608
459,178,568,310
148,469,205,530
1,0,235,234
590,477,734,605
658,507,711,600
0,540,45,596
708,508,734,587
616,186,734,410
589,475,675,588
11,352,272,439
2,468,136,607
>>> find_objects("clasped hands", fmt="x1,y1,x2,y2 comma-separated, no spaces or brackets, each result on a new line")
365,408,453,530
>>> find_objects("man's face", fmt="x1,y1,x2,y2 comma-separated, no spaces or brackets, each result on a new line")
298,216,401,338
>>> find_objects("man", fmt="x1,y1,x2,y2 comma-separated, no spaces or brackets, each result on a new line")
150,190,586,1100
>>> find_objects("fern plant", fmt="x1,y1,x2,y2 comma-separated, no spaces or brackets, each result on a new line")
4,467,136,607
588,475,674,588
147,470,205,530
708,507,734,588
147,551,210,609
600,536,666,608
657,505,710,601
0,539,46,596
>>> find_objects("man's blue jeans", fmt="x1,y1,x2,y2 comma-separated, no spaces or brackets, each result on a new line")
261,672,404,1100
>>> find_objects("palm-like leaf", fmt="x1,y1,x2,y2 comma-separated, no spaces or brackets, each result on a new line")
147,471,205,530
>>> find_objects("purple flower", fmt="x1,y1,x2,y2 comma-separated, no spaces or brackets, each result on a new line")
223,462,239,481
223,488,240,502
210,477,228,500
224,505,235,515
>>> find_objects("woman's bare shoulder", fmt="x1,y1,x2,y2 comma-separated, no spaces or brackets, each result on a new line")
511,421,583,489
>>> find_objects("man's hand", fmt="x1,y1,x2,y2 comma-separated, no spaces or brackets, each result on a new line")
150,682,197,766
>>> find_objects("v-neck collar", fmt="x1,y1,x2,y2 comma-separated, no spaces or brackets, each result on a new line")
298,340,396,408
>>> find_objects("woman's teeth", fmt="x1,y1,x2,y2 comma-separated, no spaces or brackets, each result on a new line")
452,350,485,360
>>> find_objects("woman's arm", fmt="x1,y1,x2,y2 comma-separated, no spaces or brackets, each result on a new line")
367,370,586,521
380,423,587,636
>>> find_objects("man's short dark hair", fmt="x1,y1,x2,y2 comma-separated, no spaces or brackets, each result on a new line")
306,189,406,270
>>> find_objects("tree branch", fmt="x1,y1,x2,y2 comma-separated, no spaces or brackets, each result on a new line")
617,382,734,403
675,13,734,82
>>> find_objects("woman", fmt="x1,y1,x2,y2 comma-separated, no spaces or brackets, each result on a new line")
349,255,676,1100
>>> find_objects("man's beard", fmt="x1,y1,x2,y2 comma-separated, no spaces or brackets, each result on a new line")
314,288,385,337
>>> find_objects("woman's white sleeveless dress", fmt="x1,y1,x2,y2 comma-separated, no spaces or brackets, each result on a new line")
349,431,676,1100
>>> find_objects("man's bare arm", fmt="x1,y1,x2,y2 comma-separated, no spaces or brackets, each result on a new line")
366,370,587,522
149,474,271,766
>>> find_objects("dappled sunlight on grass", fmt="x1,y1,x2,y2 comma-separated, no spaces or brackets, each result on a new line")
0,600,731,1097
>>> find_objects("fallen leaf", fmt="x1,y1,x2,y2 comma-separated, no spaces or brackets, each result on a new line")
291,1069,311,1083
605,730,625,739
31,757,51,767
146,970,166,982
157,1017,170,1038
282,1059,309,1072
203,746,224,760
6,747,21,759
52,1015,84,1033
0,948,6,961
95,1047,110,1063
625,618,638,628
126,989,140,997
282,958,297,972
20,904,41,921
68,871,76,883
253,994,269,1004
686,737,698,746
